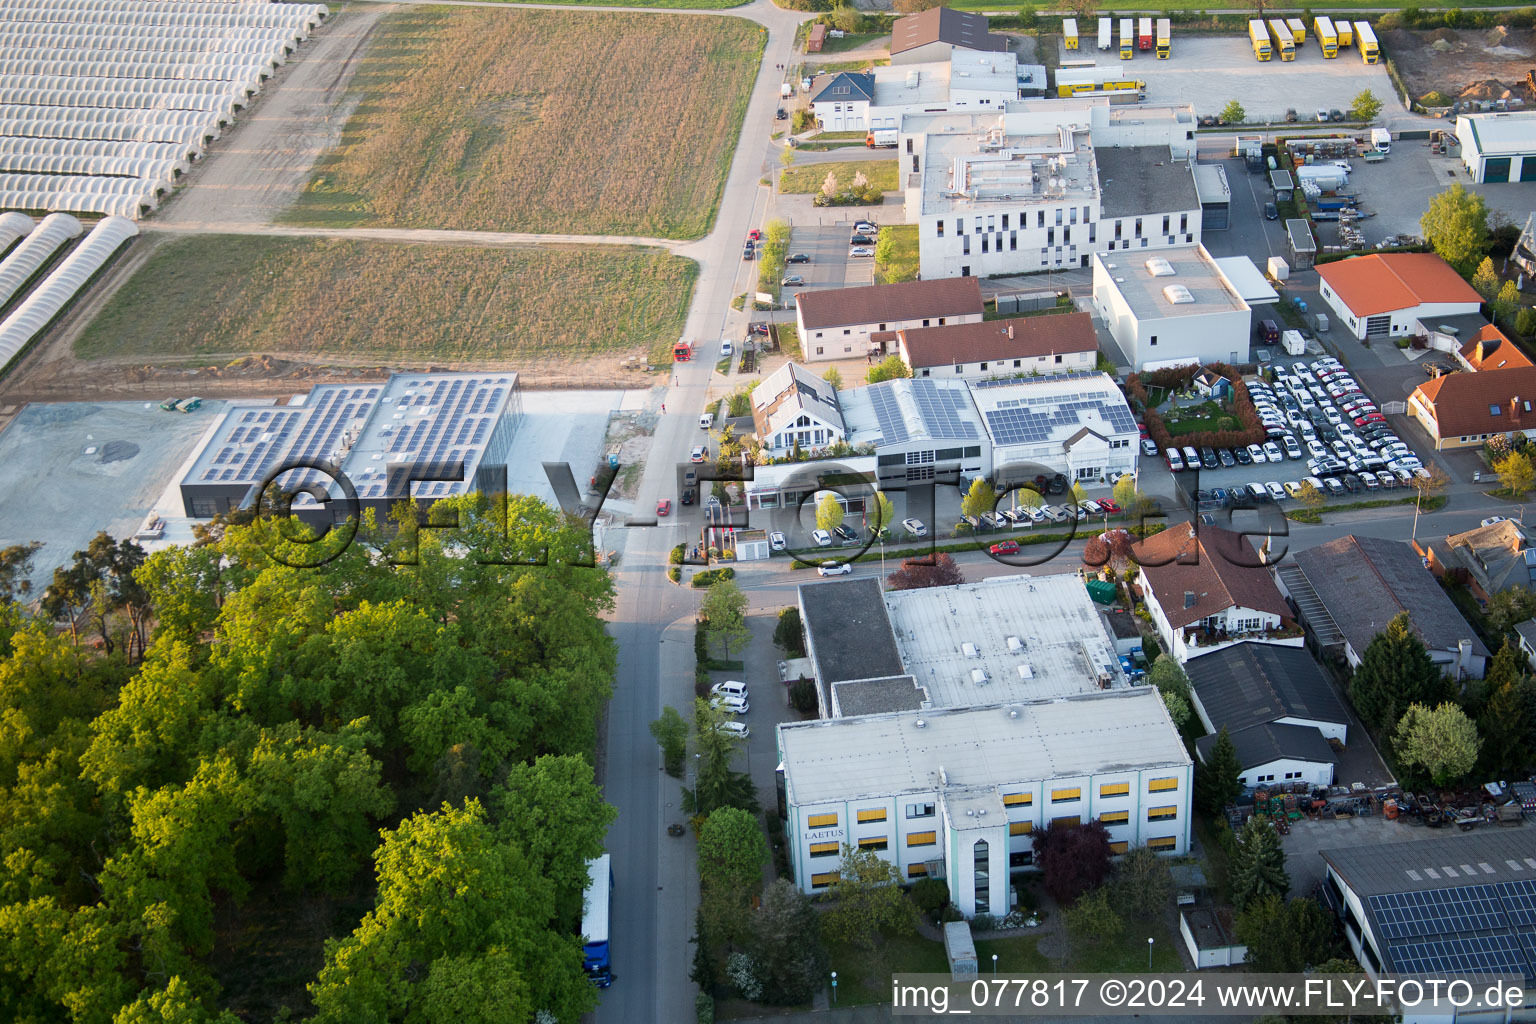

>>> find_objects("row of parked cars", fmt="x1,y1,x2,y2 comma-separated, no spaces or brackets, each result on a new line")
708,680,750,738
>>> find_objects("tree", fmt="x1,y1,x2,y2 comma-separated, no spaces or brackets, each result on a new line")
1112,475,1143,513
1235,894,1335,972
1016,487,1045,511
892,0,942,12
960,477,997,522
815,492,845,533
1495,280,1523,326
1230,818,1288,912
779,146,795,168
1069,481,1087,505
1348,89,1383,122
700,578,751,659
1350,612,1450,731
820,170,839,199
866,356,911,384
1148,654,1191,701
886,553,965,591
651,706,689,776
1516,307,1536,338
1478,657,1536,779
1473,256,1501,299
1420,184,1490,276
748,880,829,1005
1109,845,1175,922
0,541,41,604
1161,689,1192,730
871,491,896,537
1220,100,1246,125
821,844,918,950
823,367,842,391
1031,820,1113,904
686,698,757,816
1063,886,1122,950
1486,587,1536,639
1394,702,1481,788
1295,481,1326,510
698,807,770,947
1195,727,1243,814
773,607,805,656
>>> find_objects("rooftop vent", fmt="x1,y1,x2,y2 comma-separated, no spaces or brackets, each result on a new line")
1006,635,1023,652
1016,663,1033,678
1162,284,1195,304
1007,708,1020,718
1145,257,1175,277
915,718,927,728
971,668,989,685
962,642,979,658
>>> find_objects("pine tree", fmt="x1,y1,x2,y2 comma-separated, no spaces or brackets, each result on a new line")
1195,726,1243,814
1230,818,1289,911
1349,612,1448,731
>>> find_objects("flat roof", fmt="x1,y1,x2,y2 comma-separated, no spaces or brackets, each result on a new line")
1213,257,1280,304
800,576,905,690
1459,110,1536,158
1095,146,1198,219
916,114,1098,217
1286,218,1316,253
1192,162,1231,204
1095,244,1248,321
831,675,929,718
840,377,986,447
884,573,1127,707
779,687,1189,806
969,371,1137,448
871,52,1019,108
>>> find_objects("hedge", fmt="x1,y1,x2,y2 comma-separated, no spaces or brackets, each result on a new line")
691,567,737,588
1128,361,1265,452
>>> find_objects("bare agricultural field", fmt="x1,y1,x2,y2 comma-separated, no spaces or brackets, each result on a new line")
283,8,764,238
72,235,696,365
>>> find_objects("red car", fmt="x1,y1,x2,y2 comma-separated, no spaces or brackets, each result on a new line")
747,229,762,242
989,540,1021,555
656,499,671,516
1137,423,1149,439
1354,413,1386,426
1096,499,1121,514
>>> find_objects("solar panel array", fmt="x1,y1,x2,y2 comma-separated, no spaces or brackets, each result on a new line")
272,385,378,492
868,384,910,444
199,407,303,483
909,379,980,440
1369,879,1536,981
983,387,1137,446
355,376,511,500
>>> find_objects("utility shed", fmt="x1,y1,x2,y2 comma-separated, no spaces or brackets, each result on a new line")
944,921,978,978
1269,168,1294,201
1286,219,1316,269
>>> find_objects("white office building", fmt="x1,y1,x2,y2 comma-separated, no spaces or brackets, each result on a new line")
901,102,1200,280
970,371,1139,486
776,688,1193,914
1091,244,1275,370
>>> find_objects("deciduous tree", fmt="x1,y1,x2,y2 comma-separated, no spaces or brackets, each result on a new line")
961,478,997,522
700,578,751,659
886,554,964,591
1487,588,1536,639
1162,689,1192,730
1220,100,1246,125
1295,481,1326,510
1031,820,1113,904
823,367,842,391
871,491,897,536
1393,702,1481,788
1063,885,1122,949
815,492,845,533
1349,89,1383,122
1473,256,1501,299
651,705,689,777
1495,449,1535,498
821,845,918,950
1421,184,1489,276
1495,280,1523,326
748,880,828,1005
698,807,770,946
1109,845,1175,922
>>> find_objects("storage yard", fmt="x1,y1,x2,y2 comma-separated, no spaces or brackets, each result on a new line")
1384,26,1536,108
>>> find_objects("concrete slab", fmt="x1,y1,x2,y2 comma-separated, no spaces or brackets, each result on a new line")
1335,146,1536,246
0,399,224,594
506,389,632,505
1068,35,1398,121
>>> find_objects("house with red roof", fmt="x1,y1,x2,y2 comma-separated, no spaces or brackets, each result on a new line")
1315,252,1483,342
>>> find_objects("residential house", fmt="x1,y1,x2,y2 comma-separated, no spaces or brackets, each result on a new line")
1130,522,1298,664
1192,369,1230,399
1280,534,1489,678
1515,619,1536,669
1406,363,1536,450
889,6,1008,65
1418,518,1536,601
810,72,875,133
970,371,1139,486
1186,641,1347,790
881,311,1098,380
795,277,985,363
750,362,845,454
1315,252,1483,342
1456,324,1533,372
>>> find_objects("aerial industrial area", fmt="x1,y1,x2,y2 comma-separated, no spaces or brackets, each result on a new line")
3,1,1536,1023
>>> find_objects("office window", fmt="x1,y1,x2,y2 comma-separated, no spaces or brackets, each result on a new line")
907,863,929,878
1100,810,1130,825
1070,208,1078,225
906,802,936,818
1089,224,1096,243
987,215,996,230
858,836,889,851
878,323,887,331
1162,215,1170,234
963,236,971,255
907,831,937,847
1051,815,1081,828
1180,213,1188,232
809,841,840,857
1114,220,1122,240
1147,836,1177,851
1109,841,1129,854
1010,230,1017,251
1149,335,1157,346
843,329,850,336
1038,210,1045,228
1047,227,1054,246
811,871,840,889
1009,821,1033,836
961,265,969,276
981,236,988,253
1051,787,1081,803
974,839,990,914
1147,805,1178,821
1010,851,1034,868
1083,205,1091,221
1064,226,1071,244
1003,214,1010,229
1013,359,1021,368
816,346,824,354
1134,218,1143,238
980,362,988,371
906,137,914,153
1148,777,1179,792
808,813,839,828
1100,782,1130,797
857,808,887,823
1002,792,1033,806
937,220,944,237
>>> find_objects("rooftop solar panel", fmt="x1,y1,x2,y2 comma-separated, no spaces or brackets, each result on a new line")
1388,933,1532,979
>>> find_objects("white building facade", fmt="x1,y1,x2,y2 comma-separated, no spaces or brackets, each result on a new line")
969,371,1139,485
777,690,1193,916
1091,246,1256,370
1454,110,1536,183
796,277,985,363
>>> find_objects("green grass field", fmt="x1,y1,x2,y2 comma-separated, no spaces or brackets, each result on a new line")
284,8,763,239
73,235,696,363
952,0,1516,9
779,160,897,194
876,224,919,285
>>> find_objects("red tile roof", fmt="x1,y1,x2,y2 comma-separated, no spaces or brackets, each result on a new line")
1412,364,1536,439
1317,253,1482,318
894,312,1098,368
1460,325,1534,371
1132,523,1290,630
796,277,984,331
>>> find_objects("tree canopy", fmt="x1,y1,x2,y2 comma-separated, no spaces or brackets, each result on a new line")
1393,702,1481,788
1350,612,1450,731
886,554,964,591
1031,820,1113,904
0,494,618,1024
1420,184,1490,276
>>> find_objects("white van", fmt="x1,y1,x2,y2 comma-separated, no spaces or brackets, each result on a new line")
699,412,714,430
711,680,748,700
721,339,733,357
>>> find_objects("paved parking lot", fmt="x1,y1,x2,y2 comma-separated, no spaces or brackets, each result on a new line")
1335,147,1536,246
782,221,875,301
1067,35,1397,121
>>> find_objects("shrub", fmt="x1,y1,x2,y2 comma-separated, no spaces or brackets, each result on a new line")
911,877,950,915
696,991,715,1024
668,566,681,583
692,567,737,588
940,905,964,923
774,606,806,655
670,544,686,565
789,678,819,714
971,912,997,932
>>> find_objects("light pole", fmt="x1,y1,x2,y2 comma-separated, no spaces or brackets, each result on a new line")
992,953,998,975
830,971,838,1005
1147,937,1154,971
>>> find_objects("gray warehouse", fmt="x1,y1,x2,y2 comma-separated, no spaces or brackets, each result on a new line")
179,372,521,522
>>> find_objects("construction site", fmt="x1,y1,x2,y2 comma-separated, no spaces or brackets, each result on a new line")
1384,25,1536,110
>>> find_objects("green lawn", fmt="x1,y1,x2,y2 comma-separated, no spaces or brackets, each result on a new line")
813,31,887,54
1162,401,1240,436
824,932,1047,1006
72,235,696,364
1069,919,1184,973
876,224,919,285
950,0,1515,9
779,160,897,194
808,57,891,74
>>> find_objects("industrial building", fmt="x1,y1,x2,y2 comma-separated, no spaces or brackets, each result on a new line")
1453,110,1536,182
776,687,1193,912
1090,244,1275,370
883,311,1099,380
1316,252,1484,342
899,101,1200,280
970,371,1138,486
179,372,520,522
889,6,1009,65
1321,831,1536,985
813,52,1022,136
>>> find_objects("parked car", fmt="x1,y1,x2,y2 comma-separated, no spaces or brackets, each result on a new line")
1099,499,1122,514
849,247,875,258
817,562,853,576
742,246,755,261
785,253,811,263
1218,448,1237,468
1264,202,1279,220
769,532,787,551
1330,108,1345,122
781,275,805,287
811,529,832,547
1246,481,1270,502
1142,437,1160,457
989,540,1021,555
1483,515,1511,527
690,445,707,463
1080,499,1104,514
1048,473,1068,495
1183,446,1201,468
716,721,749,739
1282,436,1303,459
832,524,858,544
656,499,671,516
1234,446,1253,465
1263,441,1284,462
712,681,748,700
1316,108,1329,122
1165,448,1184,471
849,234,875,246
711,695,750,715
1323,477,1346,496
1247,443,1267,464
902,518,927,537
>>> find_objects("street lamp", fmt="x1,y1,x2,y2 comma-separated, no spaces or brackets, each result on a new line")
1147,937,1154,971
830,972,838,1005
992,953,998,975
